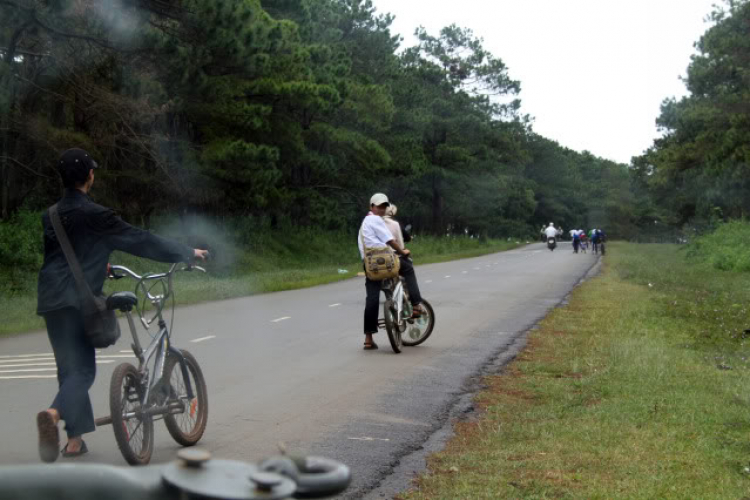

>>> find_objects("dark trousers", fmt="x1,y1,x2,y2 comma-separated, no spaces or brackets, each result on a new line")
364,256,423,335
43,308,96,438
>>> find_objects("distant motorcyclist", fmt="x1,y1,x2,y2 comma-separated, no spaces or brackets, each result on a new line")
544,223,558,240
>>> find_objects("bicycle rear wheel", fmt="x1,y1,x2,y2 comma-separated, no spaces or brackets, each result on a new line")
163,349,208,446
110,362,154,465
402,299,435,347
383,299,403,353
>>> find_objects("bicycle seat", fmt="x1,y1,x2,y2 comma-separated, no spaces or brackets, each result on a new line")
107,292,138,311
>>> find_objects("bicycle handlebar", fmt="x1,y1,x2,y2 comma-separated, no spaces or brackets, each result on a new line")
108,262,207,328
108,262,207,283
0,449,351,500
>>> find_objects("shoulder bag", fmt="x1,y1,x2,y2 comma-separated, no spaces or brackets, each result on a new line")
361,229,400,281
49,204,121,348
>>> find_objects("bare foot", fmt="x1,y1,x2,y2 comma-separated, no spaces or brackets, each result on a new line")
46,408,60,424
64,436,83,453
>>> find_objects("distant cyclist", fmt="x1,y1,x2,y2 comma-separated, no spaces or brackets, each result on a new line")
591,229,605,254
571,229,581,253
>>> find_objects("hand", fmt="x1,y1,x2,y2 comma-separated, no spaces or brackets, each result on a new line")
194,249,209,261
401,248,411,257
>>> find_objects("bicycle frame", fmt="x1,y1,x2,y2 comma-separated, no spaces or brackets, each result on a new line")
382,277,407,325
110,264,197,415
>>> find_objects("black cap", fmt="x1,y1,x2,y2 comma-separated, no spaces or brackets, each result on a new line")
58,148,99,177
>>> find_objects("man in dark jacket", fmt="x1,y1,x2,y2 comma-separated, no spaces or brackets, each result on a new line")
36,148,208,463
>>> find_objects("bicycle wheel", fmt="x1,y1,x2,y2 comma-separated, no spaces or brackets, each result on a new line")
164,349,208,446
110,362,154,465
402,299,435,347
383,299,403,353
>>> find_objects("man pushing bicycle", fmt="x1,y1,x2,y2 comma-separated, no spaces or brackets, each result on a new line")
36,148,208,463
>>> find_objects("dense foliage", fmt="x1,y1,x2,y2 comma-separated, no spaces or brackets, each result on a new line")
635,0,750,231
1,0,633,241
685,220,750,272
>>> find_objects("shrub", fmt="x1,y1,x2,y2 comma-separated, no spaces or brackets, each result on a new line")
0,210,43,270
685,220,750,272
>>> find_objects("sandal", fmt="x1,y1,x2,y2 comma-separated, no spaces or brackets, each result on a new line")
36,411,60,463
363,341,379,350
61,440,88,458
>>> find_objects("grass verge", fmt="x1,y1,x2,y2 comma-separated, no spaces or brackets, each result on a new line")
0,236,522,336
399,242,750,499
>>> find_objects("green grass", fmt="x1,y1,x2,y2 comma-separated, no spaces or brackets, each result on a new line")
0,234,522,336
399,243,750,499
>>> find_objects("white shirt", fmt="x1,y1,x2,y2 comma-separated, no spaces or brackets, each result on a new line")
383,216,404,249
358,212,394,259
544,226,558,238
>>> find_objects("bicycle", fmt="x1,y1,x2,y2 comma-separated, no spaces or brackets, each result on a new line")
97,262,209,465
378,271,435,353
0,447,351,499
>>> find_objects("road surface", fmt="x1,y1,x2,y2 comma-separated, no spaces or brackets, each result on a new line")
0,242,598,498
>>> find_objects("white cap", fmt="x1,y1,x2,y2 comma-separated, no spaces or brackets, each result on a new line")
370,193,390,206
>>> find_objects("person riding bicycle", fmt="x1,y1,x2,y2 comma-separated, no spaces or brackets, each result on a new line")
36,148,208,463
591,228,605,252
580,230,589,253
383,204,411,248
358,194,424,350
571,229,581,253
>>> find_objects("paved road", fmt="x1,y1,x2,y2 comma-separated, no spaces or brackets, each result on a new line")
0,242,597,498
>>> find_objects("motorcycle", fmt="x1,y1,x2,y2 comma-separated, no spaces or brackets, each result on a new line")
547,237,557,251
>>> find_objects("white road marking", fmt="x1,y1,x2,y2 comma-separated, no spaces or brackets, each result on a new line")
0,375,57,380
0,362,59,368
0,354,133,365
0,360,116,369
0,353,53,360
329,303,341,308
444,275,451,278
271,317,291,323
0,357,54,365
462,271,468,274
425,280,433,284
190,335,216,343
119,350,132,353
347,436,391,442
0,367,58,374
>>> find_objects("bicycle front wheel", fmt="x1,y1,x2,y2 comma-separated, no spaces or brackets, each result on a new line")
110,362,154,465
383,299,403,353
402,299,435,347
163,349,208,446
